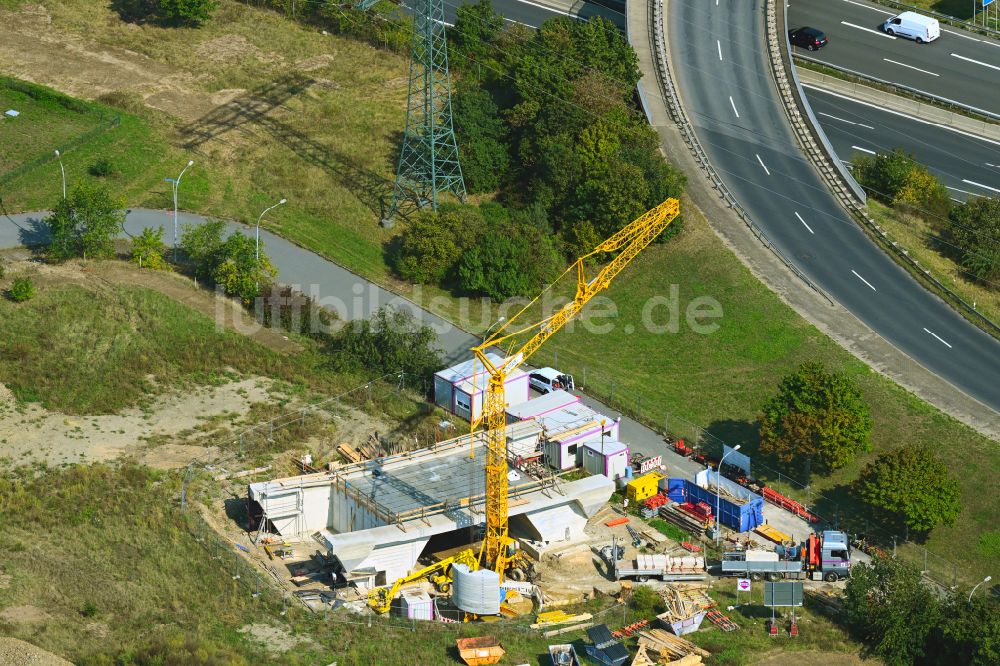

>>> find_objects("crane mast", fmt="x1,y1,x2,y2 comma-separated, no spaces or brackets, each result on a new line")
470,198,680,576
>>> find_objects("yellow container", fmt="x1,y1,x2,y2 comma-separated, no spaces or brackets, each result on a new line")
626,471,664,503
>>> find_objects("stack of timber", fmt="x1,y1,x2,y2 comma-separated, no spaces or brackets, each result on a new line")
658,503,706,533
656,585,713,636
805,588,843,615
531,610,593,629
635,628,711,664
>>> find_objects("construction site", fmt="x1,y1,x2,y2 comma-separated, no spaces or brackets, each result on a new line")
189,197,861,666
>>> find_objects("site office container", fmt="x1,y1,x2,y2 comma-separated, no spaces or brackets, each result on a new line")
626,471,664,502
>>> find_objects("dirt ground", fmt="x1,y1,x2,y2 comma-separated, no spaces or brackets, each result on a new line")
752,651,878,665
0,375,271,468
0,637,73,666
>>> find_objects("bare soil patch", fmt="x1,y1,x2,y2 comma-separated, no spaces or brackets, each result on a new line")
0,377,273,468
238,623,318,654
753,651,878,665
0,605,51,625
0,637,73,666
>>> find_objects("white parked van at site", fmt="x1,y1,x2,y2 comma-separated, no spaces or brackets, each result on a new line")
883,11,940,43
528,367,575,394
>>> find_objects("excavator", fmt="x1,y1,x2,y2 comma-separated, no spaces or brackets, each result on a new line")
470,198,681,579
366,548,478,614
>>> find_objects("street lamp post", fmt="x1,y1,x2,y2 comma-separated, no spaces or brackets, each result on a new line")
483,316,505,343
255,198,287,287
969,575,992,603
54,150,66,199
165,160,194,262
715,444,741,547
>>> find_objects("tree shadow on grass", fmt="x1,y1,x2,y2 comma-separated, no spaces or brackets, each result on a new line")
181,73,396,221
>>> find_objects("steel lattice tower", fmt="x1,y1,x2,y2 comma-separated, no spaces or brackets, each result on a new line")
383,0,465,225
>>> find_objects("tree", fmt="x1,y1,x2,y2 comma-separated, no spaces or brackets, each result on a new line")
457,224,561,300
844,557,940,666
452,87,510,193
327,306,442,381
449,0,504,64
853,446,961,534
926,594,1000,666
46,182,126,262
156,0,217,26
943,196,1000,285
758,362,872,474
392,207,477,285
180,219,227,280
131,226,168,270
852,148,919,204
212,233,277,304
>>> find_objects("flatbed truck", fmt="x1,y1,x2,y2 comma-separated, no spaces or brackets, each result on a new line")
720,530,852,582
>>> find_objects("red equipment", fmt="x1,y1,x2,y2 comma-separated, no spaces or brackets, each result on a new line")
761,486,821,523
643,492,667,510
678,501,713,525
672,439,693,457
680,541,702,553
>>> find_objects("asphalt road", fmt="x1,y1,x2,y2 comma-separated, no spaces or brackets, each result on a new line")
790,0,1000,116
805,86,1000,201
438,0,625,29
668,0,1000,413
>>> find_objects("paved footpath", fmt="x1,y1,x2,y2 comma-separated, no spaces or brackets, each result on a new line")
2,206,819,542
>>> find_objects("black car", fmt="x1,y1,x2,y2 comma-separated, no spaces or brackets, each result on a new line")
789,27,829,51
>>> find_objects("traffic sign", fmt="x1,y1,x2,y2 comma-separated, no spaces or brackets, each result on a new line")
737,578,751,592
985,0,994,8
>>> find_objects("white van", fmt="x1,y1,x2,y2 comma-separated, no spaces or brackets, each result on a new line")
883,11,940,43
528,367,575,394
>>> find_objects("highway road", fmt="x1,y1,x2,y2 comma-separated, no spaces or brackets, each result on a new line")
668,0,1000,413
804,86,1000,201
789,0,1000,116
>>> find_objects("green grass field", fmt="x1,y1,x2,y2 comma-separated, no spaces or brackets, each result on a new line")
0,80,105,176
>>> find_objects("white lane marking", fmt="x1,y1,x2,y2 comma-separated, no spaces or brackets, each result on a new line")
851,269,877,292
851,145,877,155
795,211,814,234
987,162,998,167
842,21,896,39
942,28,981,42
756,153,771,175
951,53,1000,71
817,111,875,129
947,185,985,197
511,0,573,17
951,197,962,202
717,40,723,61
842,160,854,166
729,95,740,118
883,58,939,76
843,0,892,14
962,179,1000,194
804,84,1000,148
923,327,953,349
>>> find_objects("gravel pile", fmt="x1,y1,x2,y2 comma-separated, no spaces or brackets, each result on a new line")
0,638,74,666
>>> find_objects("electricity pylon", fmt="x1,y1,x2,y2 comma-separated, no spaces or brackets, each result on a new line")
382,0,465,226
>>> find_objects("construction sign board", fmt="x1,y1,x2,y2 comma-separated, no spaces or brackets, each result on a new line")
764,581,803,607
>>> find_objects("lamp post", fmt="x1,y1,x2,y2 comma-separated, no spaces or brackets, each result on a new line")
483,316,505,343
255,198,287,288
165,160,194,262
54,150,66,199
715,444,741,547
970,575,992,603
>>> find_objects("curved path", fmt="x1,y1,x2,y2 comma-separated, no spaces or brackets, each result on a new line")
667,0,1000,415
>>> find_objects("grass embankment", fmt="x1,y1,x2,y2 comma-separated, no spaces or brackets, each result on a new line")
867,200,1000,326
521,201,1000,583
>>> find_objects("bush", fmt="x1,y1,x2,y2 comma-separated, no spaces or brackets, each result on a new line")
157,0,217,26
80,600,98,617
7,277,34,302
88,157,118,178
453,87,510,193
326,306,442,382
257,284,337,337
131,226,168,270
392,209,470,284
853,148,950,221
457,223,561,300
180,221,277,302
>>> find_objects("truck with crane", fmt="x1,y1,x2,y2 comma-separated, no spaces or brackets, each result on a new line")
720,530,852,582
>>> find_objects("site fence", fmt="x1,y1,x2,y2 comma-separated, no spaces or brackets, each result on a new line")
531,353,982,589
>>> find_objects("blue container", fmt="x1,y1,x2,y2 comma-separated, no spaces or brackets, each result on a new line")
682,479,764,533
665,477,687,503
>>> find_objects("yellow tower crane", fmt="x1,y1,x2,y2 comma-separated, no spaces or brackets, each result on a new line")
469,198,680,577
